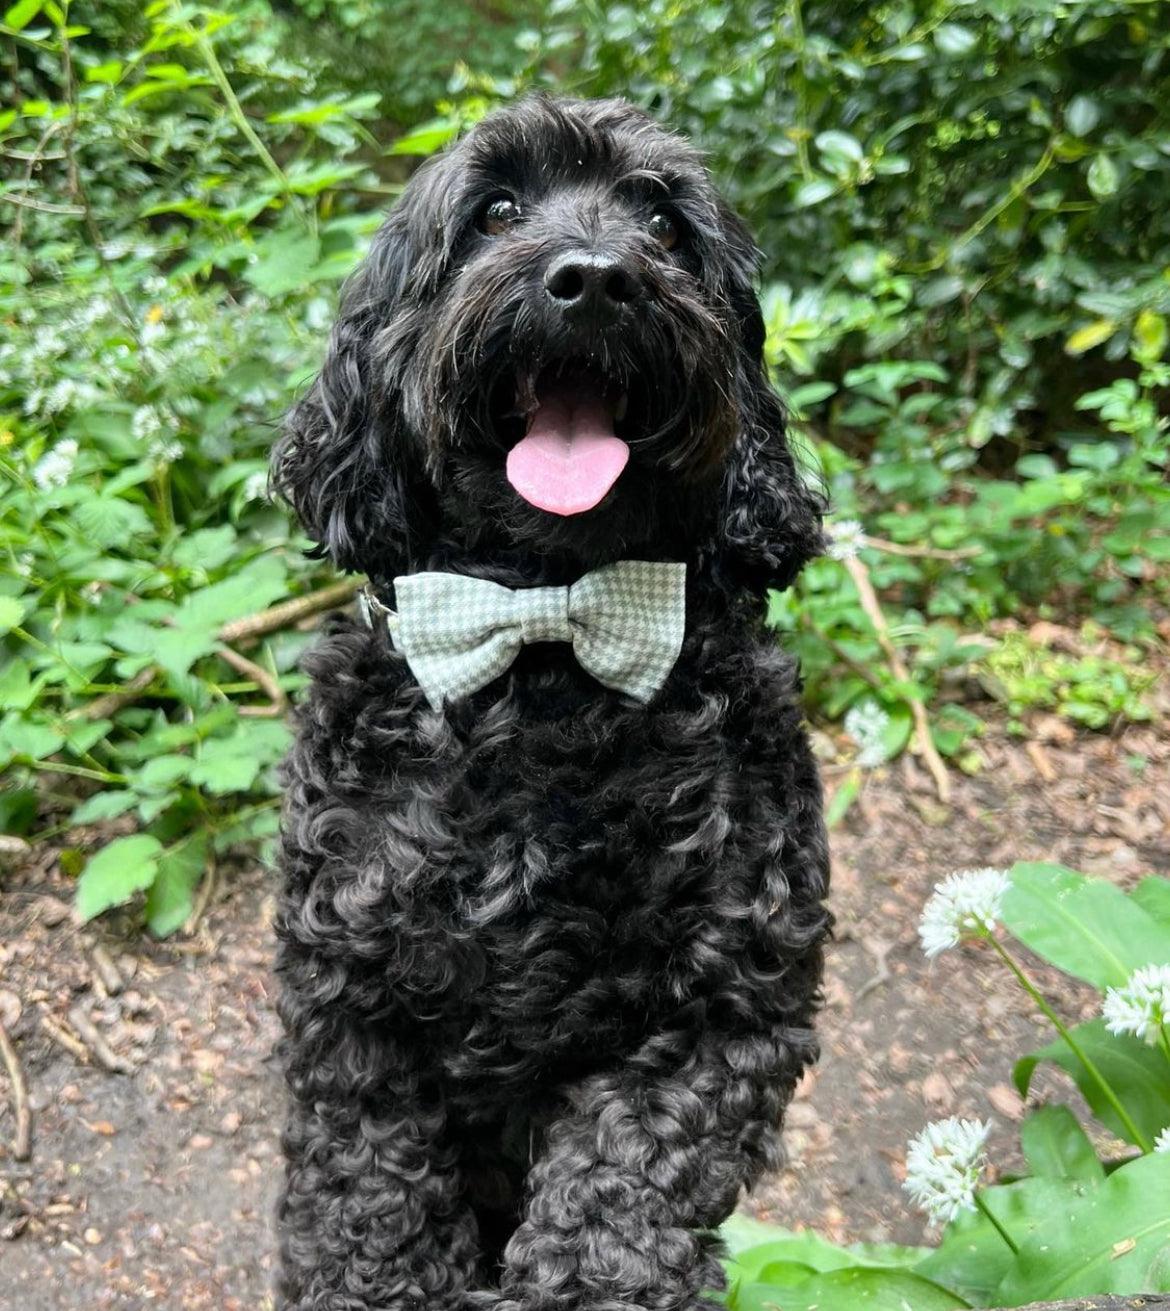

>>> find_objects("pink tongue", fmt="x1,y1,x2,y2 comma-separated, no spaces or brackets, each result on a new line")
506,394,629,516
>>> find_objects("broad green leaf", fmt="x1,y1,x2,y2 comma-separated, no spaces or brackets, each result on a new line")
1131,877,1170,930
170,524,239,571
933,24,977,56
0,596,26,634
740,1266,968,1311
995,1152,1170,1300
0,713,64,762
1001,862,1170,988
3,0,43,30
76,834,162,920
243,231,323,297
144,832,207,937
916,1176,1077,1303
1019,1105,1104,1184
178,557,287,629
1087,153,1120,200
1014,1019,1170,1147
793,178,837,208
389,117,461,155
1065,319,1117,355
70,790,139,825
74,495,154,548
1065,95,1100,137
815,130,863,163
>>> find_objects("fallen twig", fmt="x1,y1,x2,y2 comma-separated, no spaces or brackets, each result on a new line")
217,644,288,717
89,946,125,997
0,1020,32,1161
218,578,361,644
40,1013,90,1064
66,1004,133,1075
183,852,218,936
861,534,980,561
843,554,952,803
73,580,361,722
0,190,84,214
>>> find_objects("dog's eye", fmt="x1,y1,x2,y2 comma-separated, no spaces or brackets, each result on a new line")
479,196,522,236
647,210,680,251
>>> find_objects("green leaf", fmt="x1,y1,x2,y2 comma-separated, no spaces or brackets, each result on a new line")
0,596,26,634
1065,95,1100,137
243,230,323,297
741,1266,968,1311
933,23,977,56
793,178,838,208
75,834,162,920
178,556,287,629
1065,319,1117,355
1131,877,1170,931
1019,1105,1104,1184
389,117,461,155
1087,153,1120,200
815,130,863,163
70,790,139,824
74,495,154,548
1014,1020,1170,1148
995,1153,1170,1300
1002,861,1170,988
170,524,239,571
144,832,207,937
3,0,43,31
187,720,291,796
0,713,64,762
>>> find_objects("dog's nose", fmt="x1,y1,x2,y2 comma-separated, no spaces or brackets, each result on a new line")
544,251,642,319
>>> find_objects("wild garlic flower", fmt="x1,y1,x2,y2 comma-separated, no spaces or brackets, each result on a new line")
919,868,1011,957
242,470,269,502
904,1117,991,1224
1155,1126,1170,1154
33,439,79,491
844,699,890,768
1103,964,1170,1046
827,518,865,560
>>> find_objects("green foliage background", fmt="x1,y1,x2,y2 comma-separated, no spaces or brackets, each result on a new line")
1,0,1167,928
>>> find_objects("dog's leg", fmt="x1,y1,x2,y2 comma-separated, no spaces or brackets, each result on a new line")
276,1037,478,1311
494,1027,812,1311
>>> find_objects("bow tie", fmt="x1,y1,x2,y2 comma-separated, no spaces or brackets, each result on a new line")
362,561,687,710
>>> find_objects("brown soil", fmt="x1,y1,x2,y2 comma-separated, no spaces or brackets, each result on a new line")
1,717,1167,1309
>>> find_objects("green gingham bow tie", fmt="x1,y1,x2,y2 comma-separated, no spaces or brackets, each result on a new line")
368,561,687,710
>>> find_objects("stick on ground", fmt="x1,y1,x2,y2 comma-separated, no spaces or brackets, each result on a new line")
0,1020,31,1161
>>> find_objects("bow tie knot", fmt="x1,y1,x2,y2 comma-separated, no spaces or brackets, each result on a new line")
365,561,687,710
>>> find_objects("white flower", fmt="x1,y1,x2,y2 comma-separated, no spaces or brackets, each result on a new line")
242,470,269,502
33,439,79,491
132,405,163,442
142,319,166,347
904,1117,991,1224
1155,1126,1170,1154
844,699,890,768
149,436,183,465
1103,965,1170,1046
919,868,1011,957
827,518,865,560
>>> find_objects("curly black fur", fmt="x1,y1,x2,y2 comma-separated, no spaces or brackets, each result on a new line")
270,95,831,1311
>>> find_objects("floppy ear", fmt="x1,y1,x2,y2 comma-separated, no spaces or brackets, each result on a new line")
270,203,437,578
708,211,826,593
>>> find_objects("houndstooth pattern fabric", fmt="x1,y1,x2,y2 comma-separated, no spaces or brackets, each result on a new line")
382,561,687,710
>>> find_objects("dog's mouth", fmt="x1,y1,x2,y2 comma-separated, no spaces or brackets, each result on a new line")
497,365,634,517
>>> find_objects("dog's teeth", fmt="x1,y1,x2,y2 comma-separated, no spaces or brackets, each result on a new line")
615,392,629,422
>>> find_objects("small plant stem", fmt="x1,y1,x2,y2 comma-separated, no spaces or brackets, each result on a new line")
783,0,814,180
973,1192,1018,1254
1157,1024,1170,1073
179,8,292,199
20,758,129,785
987,936,1153,1152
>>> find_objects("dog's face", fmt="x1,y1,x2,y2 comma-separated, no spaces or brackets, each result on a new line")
275,97,822,588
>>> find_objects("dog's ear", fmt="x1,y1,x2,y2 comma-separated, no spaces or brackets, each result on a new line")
271,201,437,577
708,208,826,593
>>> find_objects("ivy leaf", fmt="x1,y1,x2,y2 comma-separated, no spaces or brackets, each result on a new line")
75,834,162,921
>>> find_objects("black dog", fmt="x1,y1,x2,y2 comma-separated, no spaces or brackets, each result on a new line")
270,95,830,1311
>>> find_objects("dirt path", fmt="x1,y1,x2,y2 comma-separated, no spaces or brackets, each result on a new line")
1,719,1167,1309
